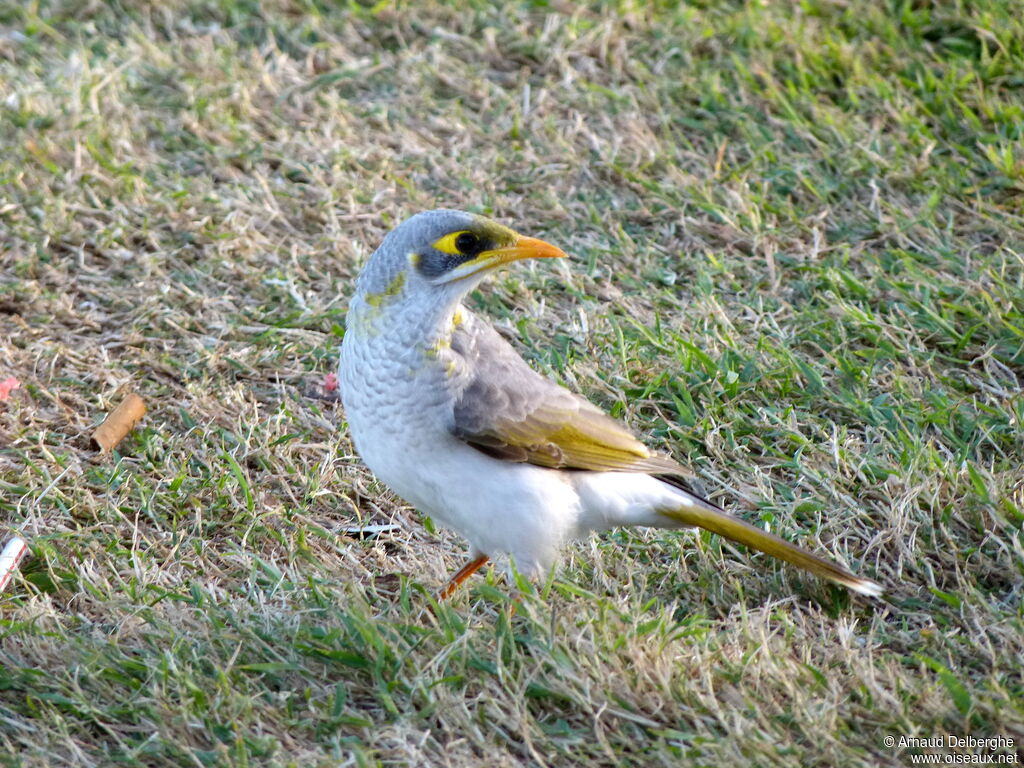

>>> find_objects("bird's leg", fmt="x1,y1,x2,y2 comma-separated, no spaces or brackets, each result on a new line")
439,553,489,599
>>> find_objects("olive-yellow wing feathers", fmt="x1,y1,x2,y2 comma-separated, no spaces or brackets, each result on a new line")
449,313,687,476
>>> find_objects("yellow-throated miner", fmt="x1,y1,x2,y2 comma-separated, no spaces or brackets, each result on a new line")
339,209,882,598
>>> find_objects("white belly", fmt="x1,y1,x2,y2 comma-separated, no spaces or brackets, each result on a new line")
339,325,582,576
338,306,685,578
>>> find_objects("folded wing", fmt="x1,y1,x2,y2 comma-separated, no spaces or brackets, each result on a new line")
449,314,694,478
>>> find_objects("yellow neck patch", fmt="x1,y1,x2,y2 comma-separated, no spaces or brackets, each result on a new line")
351,271,406,337
365,270,406,307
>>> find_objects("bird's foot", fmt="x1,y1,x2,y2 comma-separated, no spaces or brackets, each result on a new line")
438,553,489,600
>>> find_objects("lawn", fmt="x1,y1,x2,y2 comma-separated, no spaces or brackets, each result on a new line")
1,1,1022,766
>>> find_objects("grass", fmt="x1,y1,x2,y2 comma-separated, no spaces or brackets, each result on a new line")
1,0,1022,765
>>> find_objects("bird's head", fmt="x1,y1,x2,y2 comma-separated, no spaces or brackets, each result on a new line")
353,209,566,312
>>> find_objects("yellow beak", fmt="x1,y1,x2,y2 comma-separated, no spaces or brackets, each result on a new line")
437,236,567,283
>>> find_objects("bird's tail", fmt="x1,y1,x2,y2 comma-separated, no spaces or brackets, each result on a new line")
659,502,883,597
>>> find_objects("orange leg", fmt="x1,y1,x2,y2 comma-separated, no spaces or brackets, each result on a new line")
439,553,489,599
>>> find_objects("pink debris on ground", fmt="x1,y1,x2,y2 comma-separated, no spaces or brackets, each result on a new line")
323,372,339,392
0,377,20,402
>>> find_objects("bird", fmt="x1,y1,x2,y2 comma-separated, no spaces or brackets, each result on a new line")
338,209,882,599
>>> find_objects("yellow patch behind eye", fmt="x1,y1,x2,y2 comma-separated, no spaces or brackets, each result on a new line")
432,230,471,255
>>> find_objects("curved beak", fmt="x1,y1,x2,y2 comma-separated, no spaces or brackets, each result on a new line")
436,235,567,283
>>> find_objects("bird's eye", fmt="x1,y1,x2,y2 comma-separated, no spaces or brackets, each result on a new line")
455,231,479,254
431,230,484,256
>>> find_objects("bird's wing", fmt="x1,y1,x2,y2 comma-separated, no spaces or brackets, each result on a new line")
448,314,692,477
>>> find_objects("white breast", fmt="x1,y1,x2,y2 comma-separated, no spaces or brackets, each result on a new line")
338,299,585,576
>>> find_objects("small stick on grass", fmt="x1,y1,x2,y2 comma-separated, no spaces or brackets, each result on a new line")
91,392,146,452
